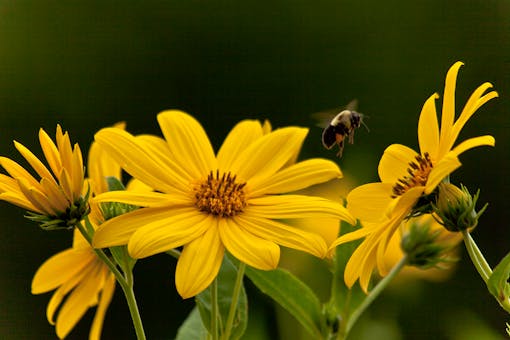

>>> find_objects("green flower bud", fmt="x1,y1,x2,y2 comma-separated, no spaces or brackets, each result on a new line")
433,183,487,232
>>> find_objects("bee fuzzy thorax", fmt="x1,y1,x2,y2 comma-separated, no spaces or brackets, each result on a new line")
321,110,363,157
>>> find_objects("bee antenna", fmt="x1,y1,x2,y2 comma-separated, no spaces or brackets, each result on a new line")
360,117,370,132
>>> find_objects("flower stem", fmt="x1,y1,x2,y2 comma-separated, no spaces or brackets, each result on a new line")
222,262,246,340
462,230,492,283
75,220,146,340
339,256,408,339
211,279,219,340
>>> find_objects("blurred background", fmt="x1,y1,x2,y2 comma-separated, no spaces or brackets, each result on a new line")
0,1,509,339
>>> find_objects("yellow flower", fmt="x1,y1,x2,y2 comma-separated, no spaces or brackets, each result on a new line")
0,125,87,230
330,62,497,292
92,110,355,298
30,123,134,339
31,228,116,340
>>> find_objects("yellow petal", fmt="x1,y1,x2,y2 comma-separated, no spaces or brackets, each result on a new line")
219,218,280,270
424,155,461,194
32,248,93,294
40,178,69,212
438,61,464,157
0,191,39,212
71,144,85,201
128,212,211,258
17,178,57,215
125,178,154,192
59,168,74,203
175,225,224,299
246,194,356,225
378,144,419,184
228,127,308,183
94,128,187,194
417,93,440,159
93,190,191,208
450,135,495,157
57,129,74,178
55,262,104,339
14,141,56,184
217,119,264,171
235,215,327,258
248,159,342,197
157,110,217,179
39,128,62,176
89,271,116,340
0,156,41,188
448,83,498,154
93,207,196,248
328,224,380,250
346,183,394,222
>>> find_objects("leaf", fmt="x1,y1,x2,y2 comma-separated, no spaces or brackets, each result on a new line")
245,266,323,338
175,307,208,340
488,251,510,313
196,255,248,340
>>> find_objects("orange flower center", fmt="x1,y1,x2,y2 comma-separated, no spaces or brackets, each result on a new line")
193,170,247,217
391,152,433,198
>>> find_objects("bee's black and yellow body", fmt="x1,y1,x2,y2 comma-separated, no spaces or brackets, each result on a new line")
321,110,363,157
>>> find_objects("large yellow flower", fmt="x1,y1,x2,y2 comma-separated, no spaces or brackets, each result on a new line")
92,110,355,298
30,126,127,340
330,62,497,292
0,125,87,229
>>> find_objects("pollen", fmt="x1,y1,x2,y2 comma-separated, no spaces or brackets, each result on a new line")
193,170,247,217
391,152,433,198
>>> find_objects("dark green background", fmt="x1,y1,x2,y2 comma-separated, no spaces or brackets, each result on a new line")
0,1,509,339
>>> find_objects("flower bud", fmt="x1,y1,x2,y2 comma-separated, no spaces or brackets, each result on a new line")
433,183,487,232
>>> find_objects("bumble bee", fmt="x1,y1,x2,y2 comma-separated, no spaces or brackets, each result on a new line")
313,100,366,157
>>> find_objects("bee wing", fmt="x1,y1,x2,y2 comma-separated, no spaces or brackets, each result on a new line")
345,99,358,111
311,99,359,128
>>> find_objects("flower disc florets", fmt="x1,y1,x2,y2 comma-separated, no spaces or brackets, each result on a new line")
194,170,247,217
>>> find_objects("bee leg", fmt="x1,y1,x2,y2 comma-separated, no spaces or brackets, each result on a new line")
348,133,355,144
336,141,344,157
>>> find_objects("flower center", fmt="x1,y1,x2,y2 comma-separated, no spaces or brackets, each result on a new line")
391,152,433,198
193,170,247,217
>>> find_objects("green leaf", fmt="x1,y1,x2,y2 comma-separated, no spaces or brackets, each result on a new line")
175,307,208,340
245,266,323,338
196,255,248,340
105,176,126,191
488,251,510,313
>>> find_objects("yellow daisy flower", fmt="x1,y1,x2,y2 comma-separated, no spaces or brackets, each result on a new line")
0,125,87,230
30,127,127,340
330,61,497,292
92,110,355,298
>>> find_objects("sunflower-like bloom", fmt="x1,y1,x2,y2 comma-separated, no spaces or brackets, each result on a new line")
330,62,497,292
92,110,355,298
0,125,87,230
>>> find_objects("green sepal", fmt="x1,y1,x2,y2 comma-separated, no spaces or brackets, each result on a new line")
245,265,324,339
175,307,208,340
109,245,136,272
196,255,248,340
105,176,126,191
487,251,510,313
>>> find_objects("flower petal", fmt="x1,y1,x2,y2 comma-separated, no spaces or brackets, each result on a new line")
424,155,461,194
93,190,191,208
450,135,495,158
228,127,308,183
346,183,394,222
13,141,55,184
157,110,217,179
438,61,463,157
235,215,327,258
0,156,41,188
31,248,93,294
217,120,264,171
219,218,280,270
55,262,104,339
88,137,122,195
39,128,62,177
175,225,224,298
0,191,39,212
128,212,211,258
90,271,116,340
248,159,342,197
418,93,440,159
246,194,356,225
94,128,187,194
378,144,419,184
93,207,196,248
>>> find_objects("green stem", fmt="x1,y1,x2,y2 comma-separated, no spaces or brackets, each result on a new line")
462,230,492,283
222,262,246,340
211,279,219,340
75,220,146,340
340,256,408,339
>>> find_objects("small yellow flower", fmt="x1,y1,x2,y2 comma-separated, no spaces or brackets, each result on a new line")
330,62,497,292
32,228,116,340
0,125,87,230
92,110,355,298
